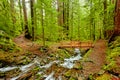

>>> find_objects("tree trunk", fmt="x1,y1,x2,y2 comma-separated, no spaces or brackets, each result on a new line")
90,0,95,40
22,0,31,39
10,0,16,29
57,0,64,27
40,2,45,46
103,0,107,38
19,0,23,30
114,0,120,35
66,0,69,36
70,1,74,40
57,0,69,36
30,0,35,41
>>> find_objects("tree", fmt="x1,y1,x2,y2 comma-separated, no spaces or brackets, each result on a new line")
114,0,120,35
18,0,23,30
22,0,31,39
40,1,45,46
89,0,95,40
30,0,35,41
63,0,69,36
57,0,64,27
103,0,107,38
57,0,70,37
10,0,16,29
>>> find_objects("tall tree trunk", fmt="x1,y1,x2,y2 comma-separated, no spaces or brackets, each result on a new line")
70,1,73,40
108,0,120,42
30,0,35,41
10,0,16,29
22,0,31,39
90,0,95,40
57,0,69,37
66,0,69,36
114,0,120,35
57,0,64,26
41,2,45,46
103,0,107,38
19,0,23,30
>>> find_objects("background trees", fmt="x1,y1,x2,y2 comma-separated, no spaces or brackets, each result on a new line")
0,0,118,43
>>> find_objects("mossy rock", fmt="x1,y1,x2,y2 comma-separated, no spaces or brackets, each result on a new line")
64,70,72,78
95,73,111,80
73,62,83,70
69,77,77,80
64,70,79,79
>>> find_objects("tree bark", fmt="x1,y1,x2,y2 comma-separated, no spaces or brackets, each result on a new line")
103,0,107,38
19,0,23,30
40,1,45,46
30,0,35,41
22,0,31,39
90,0,95,40
57,0,64,27
10,0,16,29
57,0,69,36
114,0,120,35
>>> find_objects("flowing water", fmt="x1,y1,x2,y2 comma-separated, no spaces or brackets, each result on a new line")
0,48,82,80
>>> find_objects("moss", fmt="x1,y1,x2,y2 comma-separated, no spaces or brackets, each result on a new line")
0,30,20,52
95,73,111,80
55,49,71,61
83,49,92,59
69,77,77,80
104,36,120,74
64,70,71,78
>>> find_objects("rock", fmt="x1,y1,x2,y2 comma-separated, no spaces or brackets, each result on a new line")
73,62,82,70
78,76,83,80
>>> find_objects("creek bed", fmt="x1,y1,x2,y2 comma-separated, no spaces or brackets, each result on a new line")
0,48,84,80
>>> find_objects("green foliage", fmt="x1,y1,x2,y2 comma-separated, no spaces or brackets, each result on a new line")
0,0,22,37
0,30,20,52
104,36,120,71
0,0,116,43
95,73,111,80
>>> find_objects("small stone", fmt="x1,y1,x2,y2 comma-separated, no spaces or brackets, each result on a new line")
78,76,83,80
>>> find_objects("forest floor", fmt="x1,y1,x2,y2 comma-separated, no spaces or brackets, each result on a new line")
0,34,120,79
13,35,112,79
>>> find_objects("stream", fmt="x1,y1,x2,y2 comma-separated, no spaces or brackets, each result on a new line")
0,48,82,80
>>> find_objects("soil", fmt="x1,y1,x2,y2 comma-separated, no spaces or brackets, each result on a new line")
82,40,107,78
13,34,43,56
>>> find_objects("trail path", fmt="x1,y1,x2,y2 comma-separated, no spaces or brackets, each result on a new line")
13,34,42,56
82,40,107,78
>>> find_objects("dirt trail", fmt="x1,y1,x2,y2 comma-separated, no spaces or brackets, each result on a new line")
82,40,107,78
13,34,42,56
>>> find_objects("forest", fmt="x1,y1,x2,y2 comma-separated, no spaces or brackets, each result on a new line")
0,0,120,80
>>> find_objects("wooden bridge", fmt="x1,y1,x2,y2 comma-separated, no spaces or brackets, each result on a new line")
58,41,94,49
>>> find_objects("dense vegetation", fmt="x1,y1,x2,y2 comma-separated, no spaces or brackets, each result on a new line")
0,0,120,79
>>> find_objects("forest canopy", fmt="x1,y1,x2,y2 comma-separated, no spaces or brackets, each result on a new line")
0,0,116,43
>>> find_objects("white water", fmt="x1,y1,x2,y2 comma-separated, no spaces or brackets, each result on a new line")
40,60,59,69
45,72,55,80
0,48,82,80
58,75,62,80
0,66,18,72
20,63,34,71
60,54,82,69
60,48,82,69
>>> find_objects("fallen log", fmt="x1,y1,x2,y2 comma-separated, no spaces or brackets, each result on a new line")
58,41,94,49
